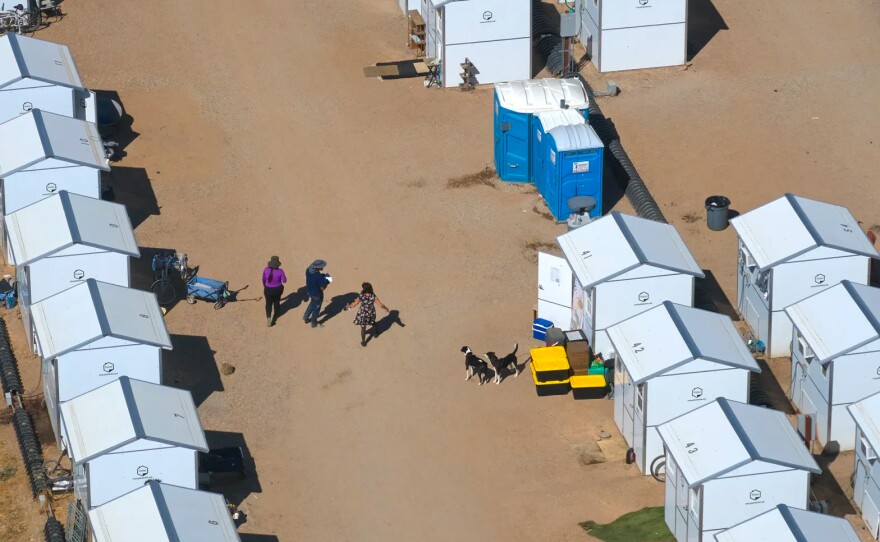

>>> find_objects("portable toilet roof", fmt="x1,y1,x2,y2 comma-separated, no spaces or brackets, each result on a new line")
61,377,208,464
784,281,880,363
557,211,704,289
658,398,819,486
608,301,759,384
0,109,108,177
730,193,878,269
713,504,860,542
5,191,138,266
31,279,172,360
88,481,240,542
847,391,880,454
0,34,85,90
548,123,603,152
536,109,586,133
495,79,590,113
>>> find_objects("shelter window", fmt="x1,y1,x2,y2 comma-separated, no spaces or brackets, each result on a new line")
689,487,701,518
636,383,645,411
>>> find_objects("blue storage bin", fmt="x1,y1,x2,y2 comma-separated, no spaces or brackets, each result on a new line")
541,123,604,221
533,317,553,341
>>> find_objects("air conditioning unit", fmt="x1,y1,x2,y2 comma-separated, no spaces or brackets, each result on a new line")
861,436,878,461
798,337,815,360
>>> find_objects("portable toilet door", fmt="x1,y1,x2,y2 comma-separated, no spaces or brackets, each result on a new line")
532,109,587,192
494,93,530,183
543,123,604,221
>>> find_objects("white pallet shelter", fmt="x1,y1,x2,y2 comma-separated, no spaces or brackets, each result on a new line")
659,398,820,542
0,109,107,230
61,377,208,509
731,193,877,357
713,504,859,542
577,0,687,72
543,211,703,357
32,279,172,448
608,302,759,475
5,191,138,351
89,481,240,542
0,34,96,123
848,392,880,539
423,0,531,86
785,281,880,451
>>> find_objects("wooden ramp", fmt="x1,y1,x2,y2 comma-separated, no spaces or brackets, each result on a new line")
363,60,429,80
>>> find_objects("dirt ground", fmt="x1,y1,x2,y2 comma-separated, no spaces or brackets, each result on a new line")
2,0,880,540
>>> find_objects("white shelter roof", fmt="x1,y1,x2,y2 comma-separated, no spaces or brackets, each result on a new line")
0,34,84,89
785,281,880,363
658,398,819,486
549,123,603,152
88,482,240,542
5,191,138,266
557,212,703,289
536,109,585,133
495,79,590,113
848,391,880,455
730,193,878,269
608,302,759,384
0,109,108,176
713,504,859,542
61,377,207,464
31,279,172,360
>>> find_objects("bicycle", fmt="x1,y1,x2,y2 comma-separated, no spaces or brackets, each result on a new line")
150,252,189,306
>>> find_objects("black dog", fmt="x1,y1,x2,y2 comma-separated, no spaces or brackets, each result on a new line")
486,343,519,385
460,346,489,386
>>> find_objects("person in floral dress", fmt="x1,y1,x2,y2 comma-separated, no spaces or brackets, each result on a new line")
346,282,389,346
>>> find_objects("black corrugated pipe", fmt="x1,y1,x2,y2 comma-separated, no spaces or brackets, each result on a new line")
0,319,23,395
563,73,667,223
12,408,48,496
44,517,65,542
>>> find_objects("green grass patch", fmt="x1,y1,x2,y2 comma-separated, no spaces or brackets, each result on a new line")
580,507,674,542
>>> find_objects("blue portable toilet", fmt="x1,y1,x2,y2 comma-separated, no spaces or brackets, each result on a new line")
493,79,589,183
542,123,604,221
533,109,587,195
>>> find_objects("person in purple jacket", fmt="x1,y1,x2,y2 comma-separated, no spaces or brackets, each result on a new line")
262,256,287,327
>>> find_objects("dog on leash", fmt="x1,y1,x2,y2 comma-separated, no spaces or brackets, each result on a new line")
486,343,519,385
460,346,489,386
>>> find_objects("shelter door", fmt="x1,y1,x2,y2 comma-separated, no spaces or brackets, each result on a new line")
864,491,880,538
854,461,868,509
537,252,573,329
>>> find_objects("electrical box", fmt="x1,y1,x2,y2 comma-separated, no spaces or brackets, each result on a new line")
560,11,578,38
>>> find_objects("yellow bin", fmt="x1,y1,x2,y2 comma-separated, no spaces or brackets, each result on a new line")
530,346,570,383
570,374,607,400
531,362,570,397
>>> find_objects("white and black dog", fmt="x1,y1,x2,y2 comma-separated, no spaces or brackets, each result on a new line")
460,346,489,386
486,343,519,385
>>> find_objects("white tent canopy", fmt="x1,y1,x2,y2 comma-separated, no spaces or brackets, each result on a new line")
713,504,860,542
608,301,759,384
0,33,84,90
785,281,880,363
730,193,878,269
31,279,171,360
0,109,107,177
557,211,703,289
659,398,819,486
88,481,240,542
61,377,207,464
5,191,138,266
848,391,880,455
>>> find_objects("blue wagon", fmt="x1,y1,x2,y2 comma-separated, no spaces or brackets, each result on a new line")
186,275,230,309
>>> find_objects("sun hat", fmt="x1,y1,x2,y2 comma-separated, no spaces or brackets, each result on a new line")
268,256,281,269
309,259,327,271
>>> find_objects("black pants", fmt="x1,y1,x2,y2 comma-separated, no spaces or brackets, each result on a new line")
264,285,284,321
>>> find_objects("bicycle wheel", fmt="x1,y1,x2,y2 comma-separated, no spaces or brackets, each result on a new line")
151,279,176,306
650,456,666,483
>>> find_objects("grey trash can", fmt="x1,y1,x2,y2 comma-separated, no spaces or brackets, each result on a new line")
705,196,731,231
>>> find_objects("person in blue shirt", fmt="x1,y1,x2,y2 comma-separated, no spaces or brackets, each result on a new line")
303,259,331,328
